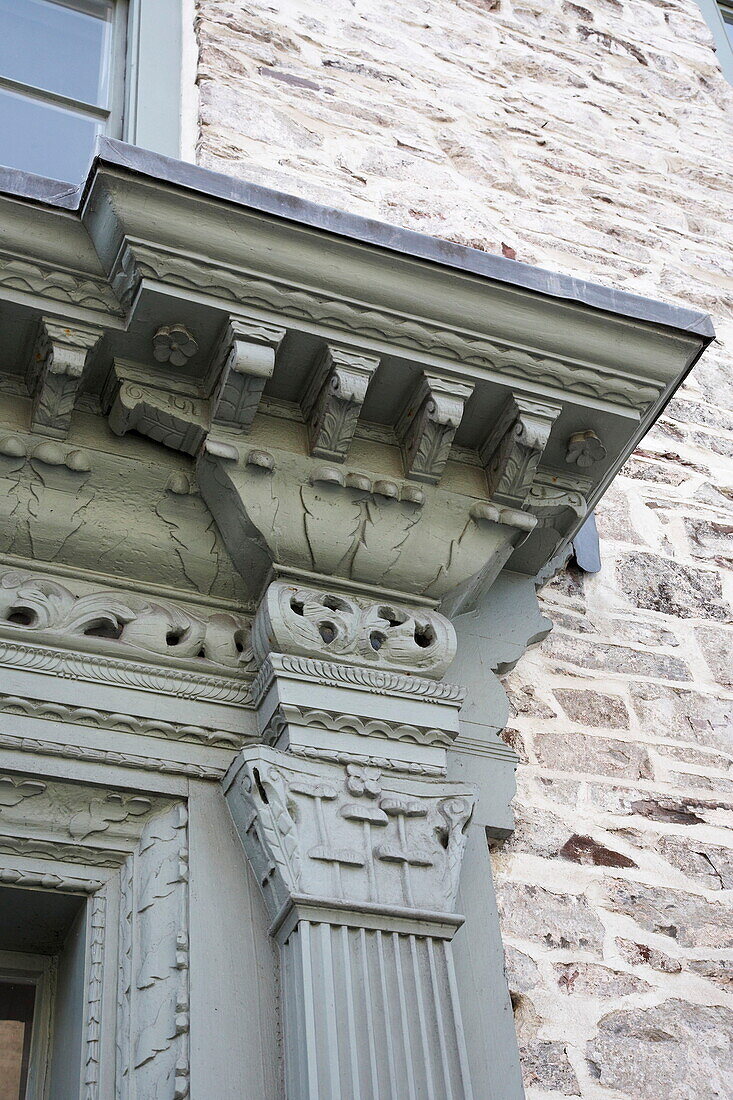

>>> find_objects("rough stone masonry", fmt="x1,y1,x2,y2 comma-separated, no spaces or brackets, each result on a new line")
193,0,733,1095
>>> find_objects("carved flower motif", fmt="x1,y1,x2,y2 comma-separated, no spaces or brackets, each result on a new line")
345,765,381,798
565,429,607,468
152,324,199,367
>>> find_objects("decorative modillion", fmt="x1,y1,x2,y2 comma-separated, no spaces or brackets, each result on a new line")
27,317,102,439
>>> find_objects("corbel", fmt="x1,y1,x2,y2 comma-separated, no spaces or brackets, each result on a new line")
479,393,562,506
104,361,208,456
396,371,474,484
27,318,102,439
299,344,379,462
207,316,286,432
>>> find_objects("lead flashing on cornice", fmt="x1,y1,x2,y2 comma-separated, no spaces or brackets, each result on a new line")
0,138,715,343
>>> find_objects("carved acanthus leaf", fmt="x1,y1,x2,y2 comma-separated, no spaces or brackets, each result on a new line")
300,345,379,462
480,394,562,505
252,581,457,677
27,318,102,439
396,373,474,485
208,316,286,432
68,793,153,841
0,772,166,849
0,774,46,807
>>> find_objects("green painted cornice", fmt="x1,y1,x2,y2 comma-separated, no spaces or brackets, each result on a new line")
0,140,714,594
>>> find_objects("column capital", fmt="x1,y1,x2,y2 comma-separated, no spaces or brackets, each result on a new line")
224,744,476,938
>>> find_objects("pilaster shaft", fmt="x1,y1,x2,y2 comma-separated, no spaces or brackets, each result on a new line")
224,578,477,1099
281,920,473,1100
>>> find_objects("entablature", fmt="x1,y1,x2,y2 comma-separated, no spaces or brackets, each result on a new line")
0,141,713,604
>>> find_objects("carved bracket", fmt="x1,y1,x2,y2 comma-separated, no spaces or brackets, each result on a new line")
197,442,534,611
27,317,102,439
527,469,589,530
300,344,379,462
480,393,562,506
208,316,286,432
396,372,474,485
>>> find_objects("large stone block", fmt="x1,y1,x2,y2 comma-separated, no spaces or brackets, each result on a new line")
497,882,605,953
553,962,651,997
616,552,730,621
553,688,631,729
616,938,682,974
603,880,733,947
544,631,692,680
587,1001,733,1099
656,835,733,891
534,728,653,781
630,683,732,752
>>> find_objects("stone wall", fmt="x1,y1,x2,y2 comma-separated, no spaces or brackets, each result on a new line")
193,1,733,1095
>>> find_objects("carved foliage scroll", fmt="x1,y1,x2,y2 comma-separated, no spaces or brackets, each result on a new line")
115,802,190,1099
0,570,254,671
132,804,190,1099
252,581,457,677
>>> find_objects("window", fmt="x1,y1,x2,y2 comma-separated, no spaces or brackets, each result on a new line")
696,0,733,83
0,0,184,185
721,0,733,43
0,954,54,1100
0,0,126,184
0,887,88,1100
0,975,37,1099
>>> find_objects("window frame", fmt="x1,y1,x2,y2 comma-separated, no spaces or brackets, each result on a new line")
696,0,733,83
123,0,184,160
0,950,56,1100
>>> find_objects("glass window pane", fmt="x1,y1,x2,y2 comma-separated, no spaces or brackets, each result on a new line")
0,979,35,1100
0,89,100,182
0,0,112,106
722,7,733,45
